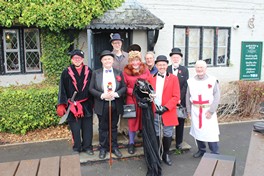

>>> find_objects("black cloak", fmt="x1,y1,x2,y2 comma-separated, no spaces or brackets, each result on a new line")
133,79,162,176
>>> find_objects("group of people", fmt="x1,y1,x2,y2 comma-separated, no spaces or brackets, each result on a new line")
56,33,221,175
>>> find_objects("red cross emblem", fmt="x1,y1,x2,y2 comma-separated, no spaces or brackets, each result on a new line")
192,94,209,129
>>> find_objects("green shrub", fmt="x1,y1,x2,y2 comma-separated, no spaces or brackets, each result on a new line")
0,84,59,134
40,30,72,84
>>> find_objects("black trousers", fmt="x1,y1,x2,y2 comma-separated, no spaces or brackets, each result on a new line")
175,118,185,147
97,100,119,151
68,116,93,152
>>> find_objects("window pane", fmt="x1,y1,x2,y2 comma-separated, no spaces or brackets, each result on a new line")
5,31,18,49
203,29,214,65
217,29,228,65
25,52,40,71
188,28,200,66
3,29,20,73
174,28,185,47
6,52,20,72
174,28,186,64
24,28,41,72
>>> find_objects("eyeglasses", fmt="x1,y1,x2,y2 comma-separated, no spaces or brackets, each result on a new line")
112,41,122,45
72,56,83,60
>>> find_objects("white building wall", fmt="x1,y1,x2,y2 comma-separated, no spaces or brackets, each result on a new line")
132,30,148,60
137,0,264,83
76,31,89,65
0,74,45,87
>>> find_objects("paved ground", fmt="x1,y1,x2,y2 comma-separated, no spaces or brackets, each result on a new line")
0,120,262,176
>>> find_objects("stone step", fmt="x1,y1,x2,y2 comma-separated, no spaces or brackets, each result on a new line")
79,138,191,164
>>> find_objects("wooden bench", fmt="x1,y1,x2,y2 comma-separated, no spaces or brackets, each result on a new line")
0,155,81,176
193,153,236,176
244,130,264,176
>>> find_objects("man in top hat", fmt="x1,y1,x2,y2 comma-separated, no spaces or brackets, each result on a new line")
110,33,129,71
148,55,180,166
57,49,94,155
167,48,189,151
89,50,127,159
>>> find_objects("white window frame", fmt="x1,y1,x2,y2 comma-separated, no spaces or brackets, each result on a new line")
24,28,41,72
3,29,21,73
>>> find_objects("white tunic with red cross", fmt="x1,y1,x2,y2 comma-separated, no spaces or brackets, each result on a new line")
187,75,219,142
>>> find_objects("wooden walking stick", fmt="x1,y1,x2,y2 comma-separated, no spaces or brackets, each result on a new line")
109,100,113,167
107,82,113,167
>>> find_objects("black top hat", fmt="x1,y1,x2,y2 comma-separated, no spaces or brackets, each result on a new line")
69,49,84,58
155,55,169,64
100,50,115,60
127,44,141,52
109,33,124,43
169,48,183,57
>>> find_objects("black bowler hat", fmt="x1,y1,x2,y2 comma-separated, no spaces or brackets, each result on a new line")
99,50,115,60
69,49,84,58
127,44,141,52
169,48,183,57
155,55,169,64
109,33,124,43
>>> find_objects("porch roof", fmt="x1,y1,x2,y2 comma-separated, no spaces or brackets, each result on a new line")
87,0,164,30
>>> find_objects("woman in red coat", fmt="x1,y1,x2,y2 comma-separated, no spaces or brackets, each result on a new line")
123,51,150,154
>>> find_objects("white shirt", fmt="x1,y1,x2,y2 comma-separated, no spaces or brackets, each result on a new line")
154,73,165,106
172,67,179,76
102,68,116,100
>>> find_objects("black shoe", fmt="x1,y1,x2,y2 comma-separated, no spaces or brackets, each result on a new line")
85,149,94,155
112,149,122,158
128,144,135,154
193,150,205,158
162,154,172,166
99,150,106,159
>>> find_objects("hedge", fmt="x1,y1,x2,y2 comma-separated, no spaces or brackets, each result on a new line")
0,84,59,134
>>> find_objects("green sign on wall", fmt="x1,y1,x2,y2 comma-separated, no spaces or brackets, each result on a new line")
240,41,263,80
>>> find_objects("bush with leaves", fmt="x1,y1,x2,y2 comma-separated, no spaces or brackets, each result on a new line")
0,84,58,134
1,0,124,32
40,30,73,84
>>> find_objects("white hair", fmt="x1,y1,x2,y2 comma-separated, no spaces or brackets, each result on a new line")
195,60,207,68
145,51,155,58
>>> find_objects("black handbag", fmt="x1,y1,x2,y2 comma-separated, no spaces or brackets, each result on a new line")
123,104,136,118
176,105,187,119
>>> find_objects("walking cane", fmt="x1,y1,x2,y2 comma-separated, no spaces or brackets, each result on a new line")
107,82,113,167
109,100,113,167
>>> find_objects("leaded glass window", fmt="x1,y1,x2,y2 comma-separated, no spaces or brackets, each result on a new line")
3,29,20,73
24,28,41,72
1,28,41,74
173,26,230,67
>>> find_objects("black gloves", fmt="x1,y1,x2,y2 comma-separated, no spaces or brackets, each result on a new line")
156,106,168,115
